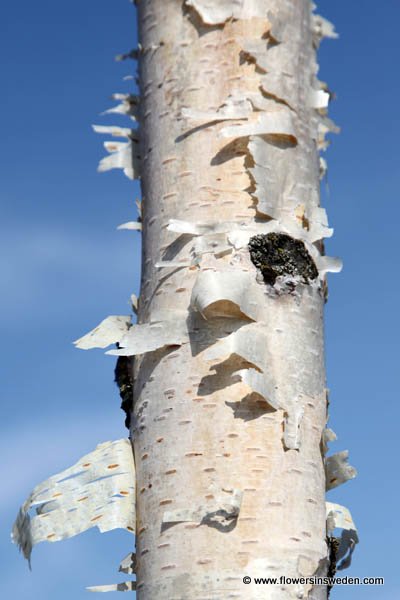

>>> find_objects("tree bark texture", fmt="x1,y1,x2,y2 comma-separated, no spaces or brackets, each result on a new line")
133,1,338,597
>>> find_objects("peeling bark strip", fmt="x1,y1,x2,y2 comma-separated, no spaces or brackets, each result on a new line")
12,440,135,563
132,1,352,598
87,581,136,593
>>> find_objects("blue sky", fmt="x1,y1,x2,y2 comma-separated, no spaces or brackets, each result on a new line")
1,0,398,598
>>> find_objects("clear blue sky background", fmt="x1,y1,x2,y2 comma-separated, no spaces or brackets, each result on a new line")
1,1,398,598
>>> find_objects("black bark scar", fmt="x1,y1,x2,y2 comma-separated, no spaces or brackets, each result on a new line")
248,232,318,285
327,535,340,596
114,356,134,430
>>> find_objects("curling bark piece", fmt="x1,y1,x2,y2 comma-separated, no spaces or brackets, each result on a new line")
87,581,136,593
92,125,140,180
12,439,136,563
117,221,142,231
190,269,265,321
74,311,188,357
102,93,140,120
325,450,357,491
185,0,266,24
162,487,243,529
119,551,137,574
326,502,358,570
73,315,131,350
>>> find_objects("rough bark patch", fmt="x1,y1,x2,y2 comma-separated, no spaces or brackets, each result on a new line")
248,232,318,285
115,356,134,429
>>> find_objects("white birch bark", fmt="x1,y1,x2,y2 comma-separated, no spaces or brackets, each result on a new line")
132,1,341,598
12,2,359,595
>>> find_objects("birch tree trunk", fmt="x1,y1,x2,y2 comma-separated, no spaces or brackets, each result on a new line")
132,1,341,598
12,2,358,595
